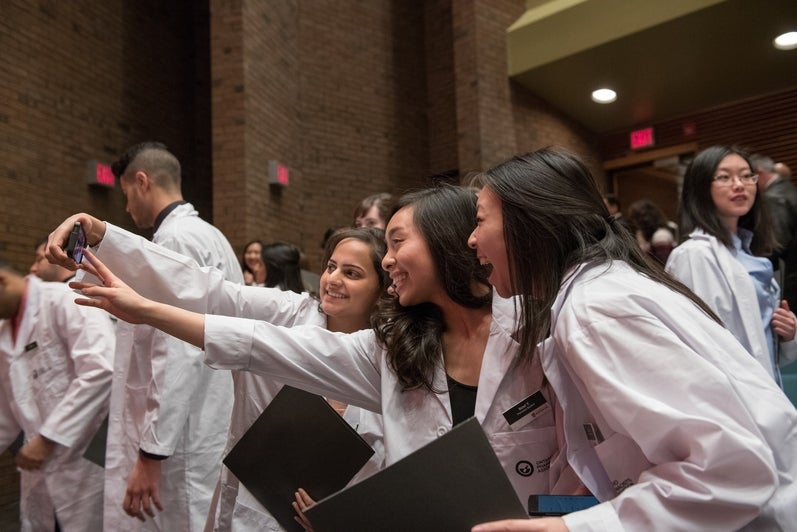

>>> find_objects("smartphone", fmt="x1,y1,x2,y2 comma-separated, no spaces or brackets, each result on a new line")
65,222,87,264
528,495,599,516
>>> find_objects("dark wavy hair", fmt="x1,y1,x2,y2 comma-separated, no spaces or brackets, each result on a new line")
261,242,304,293
680,145,775,255
373,185,492,392
471,148,720,361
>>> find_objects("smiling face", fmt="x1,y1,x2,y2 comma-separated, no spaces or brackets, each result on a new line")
319,238,381,325
468,187,511,297
710,154,757,232
244,242,263,269
382,206,440,306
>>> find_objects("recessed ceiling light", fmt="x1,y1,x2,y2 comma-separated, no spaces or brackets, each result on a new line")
591,88,617,104
774,31,797,50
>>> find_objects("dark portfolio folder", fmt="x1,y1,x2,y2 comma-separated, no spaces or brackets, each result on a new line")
223,385,375,532
305,417,527,532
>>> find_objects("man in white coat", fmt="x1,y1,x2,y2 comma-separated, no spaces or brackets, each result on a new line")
0,257,114,531
104,142,241,531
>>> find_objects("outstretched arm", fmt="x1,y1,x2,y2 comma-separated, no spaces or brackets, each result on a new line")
71,250,206,348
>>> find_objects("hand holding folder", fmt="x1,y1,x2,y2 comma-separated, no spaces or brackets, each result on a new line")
223,385,375,532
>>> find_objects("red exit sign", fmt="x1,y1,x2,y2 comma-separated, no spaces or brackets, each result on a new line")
86,160,116,188
630,127,655,150
268,160,290,187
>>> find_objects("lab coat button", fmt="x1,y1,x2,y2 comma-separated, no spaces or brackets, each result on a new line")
437,426,447,436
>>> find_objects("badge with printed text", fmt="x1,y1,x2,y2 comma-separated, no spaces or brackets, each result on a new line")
502,390,550,430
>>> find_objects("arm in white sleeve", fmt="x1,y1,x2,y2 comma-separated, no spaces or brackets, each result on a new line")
560,314,777,531
91,224,311,322
137,327,220,456
38,292,114,449
204,315,383,413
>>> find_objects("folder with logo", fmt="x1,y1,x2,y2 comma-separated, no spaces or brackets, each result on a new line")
305,417,527,531
223,385,375,532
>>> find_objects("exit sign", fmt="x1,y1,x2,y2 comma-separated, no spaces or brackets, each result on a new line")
86,160,115,188
268,160,290,187
630,127,655,150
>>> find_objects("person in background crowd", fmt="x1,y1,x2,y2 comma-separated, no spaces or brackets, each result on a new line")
48,185,579,523
260,242,305,294
468,147,797,532
602,193,622,220
602,193,631,233
752,154,797,311
105,141,240,531
241,240,266,287
668,146,797,384
775,162,792,181
626,199,677,264
353,193,393,229
30,237,74,283
0,256,115,531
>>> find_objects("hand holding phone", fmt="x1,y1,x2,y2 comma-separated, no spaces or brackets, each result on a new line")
65,222,87,264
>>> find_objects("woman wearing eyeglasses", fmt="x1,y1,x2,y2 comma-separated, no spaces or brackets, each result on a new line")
666,145,797,383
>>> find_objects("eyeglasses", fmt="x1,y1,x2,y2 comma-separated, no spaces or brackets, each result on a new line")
712,172,759,186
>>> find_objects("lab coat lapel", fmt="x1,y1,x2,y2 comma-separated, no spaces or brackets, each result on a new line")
14,277,41,355
431,362,453,425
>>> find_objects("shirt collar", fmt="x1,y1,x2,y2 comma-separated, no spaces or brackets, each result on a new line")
732,227,754,253
153,200,187,232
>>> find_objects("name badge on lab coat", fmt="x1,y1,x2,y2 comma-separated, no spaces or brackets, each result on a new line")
502,390,550,430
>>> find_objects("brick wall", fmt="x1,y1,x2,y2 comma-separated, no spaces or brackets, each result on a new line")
512,81,604,183
0,0,606,522
0,0,209,524
212,0,431,269
0,0,210,270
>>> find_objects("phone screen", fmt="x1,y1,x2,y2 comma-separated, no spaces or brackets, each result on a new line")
528,495,599,516
65,222,87,264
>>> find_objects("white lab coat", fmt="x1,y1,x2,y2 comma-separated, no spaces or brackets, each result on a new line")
666,229,797,377
101,203,240,531
0,277,114,531
87,222,575,511
90,222,384,532
544,261,797,531
201,302,580,506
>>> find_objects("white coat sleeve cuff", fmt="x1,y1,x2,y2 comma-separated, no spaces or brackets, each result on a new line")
780,337,797,367
204,314,255,370
562,502,622,532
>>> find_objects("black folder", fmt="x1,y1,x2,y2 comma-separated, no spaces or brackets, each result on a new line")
222,385,375,532
82,415,108,467
305,417,527,531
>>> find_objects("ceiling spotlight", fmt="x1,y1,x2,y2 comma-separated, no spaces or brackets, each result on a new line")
774,31,797,50
591,88,617,104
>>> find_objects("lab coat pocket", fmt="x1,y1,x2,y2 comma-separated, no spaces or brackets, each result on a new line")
28,346,69,413
490,426,557,502
593,432,652,496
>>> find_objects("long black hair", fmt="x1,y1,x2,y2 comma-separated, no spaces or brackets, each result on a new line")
472,148,721,361
373,185,492,392
680,145,775,255
261,242,304,293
